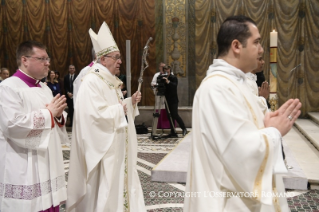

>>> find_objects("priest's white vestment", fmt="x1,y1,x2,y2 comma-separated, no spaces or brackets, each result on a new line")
66,63,146,212
0,77,68,211
184,59,289,212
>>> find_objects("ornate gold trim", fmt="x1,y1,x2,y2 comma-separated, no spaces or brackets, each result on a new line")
272,177,282,212
97,46,120,57
253,135,269,200
270,47,277,63
123,127,130,211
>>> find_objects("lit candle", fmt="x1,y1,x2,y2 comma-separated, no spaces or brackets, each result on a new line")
270,30,278,47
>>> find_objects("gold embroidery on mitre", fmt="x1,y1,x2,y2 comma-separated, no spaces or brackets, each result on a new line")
89,22,120,58
97,46,119,57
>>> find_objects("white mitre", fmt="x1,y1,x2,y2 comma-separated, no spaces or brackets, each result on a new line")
89,22,120,58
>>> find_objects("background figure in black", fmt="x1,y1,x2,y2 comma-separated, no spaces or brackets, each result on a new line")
55,71,64,95
116,69,127,98
64,65,77,127
255,59,271,109
256,71,265,88
47,70,62,96
162,65,187,137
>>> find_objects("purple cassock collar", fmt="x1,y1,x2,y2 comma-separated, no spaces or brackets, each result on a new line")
89,61,94,67
13,69,42,88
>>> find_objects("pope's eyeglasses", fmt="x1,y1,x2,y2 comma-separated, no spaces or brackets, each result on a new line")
104,55,122,61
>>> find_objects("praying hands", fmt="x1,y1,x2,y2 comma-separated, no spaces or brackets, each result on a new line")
46,94,67,117
264,98,302,136
258,81,270,99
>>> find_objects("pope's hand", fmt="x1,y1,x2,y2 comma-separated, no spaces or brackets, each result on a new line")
132,91,141,105
46,94,67,118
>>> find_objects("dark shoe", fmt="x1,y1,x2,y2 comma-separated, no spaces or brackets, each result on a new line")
182,128,187,136
169,133,178,138
162,133,178,138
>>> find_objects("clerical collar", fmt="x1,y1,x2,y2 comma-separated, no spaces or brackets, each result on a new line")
13,69,42,88
246,72,257,82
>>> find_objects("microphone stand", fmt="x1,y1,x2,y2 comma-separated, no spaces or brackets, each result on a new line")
289,63,301,98
290,63,301,73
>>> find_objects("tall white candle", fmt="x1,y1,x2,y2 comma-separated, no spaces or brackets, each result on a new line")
270,30,278,47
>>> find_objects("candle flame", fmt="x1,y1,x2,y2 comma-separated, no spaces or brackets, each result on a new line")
273,29,276,32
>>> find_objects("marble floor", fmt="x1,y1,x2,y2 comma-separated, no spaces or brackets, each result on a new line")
60,132,319,212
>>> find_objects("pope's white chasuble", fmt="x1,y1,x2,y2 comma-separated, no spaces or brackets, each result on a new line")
67,63,145,212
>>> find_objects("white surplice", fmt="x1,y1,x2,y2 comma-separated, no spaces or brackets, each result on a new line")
73,64,93,105
184,59,289,212
66,63,146,212
0,77,68,212
246,72,268,114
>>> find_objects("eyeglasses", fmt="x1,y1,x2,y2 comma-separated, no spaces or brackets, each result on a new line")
104,55,122,61
25,56,51,63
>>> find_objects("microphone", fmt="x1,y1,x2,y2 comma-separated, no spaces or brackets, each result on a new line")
290,63,301,72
